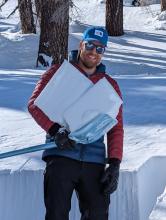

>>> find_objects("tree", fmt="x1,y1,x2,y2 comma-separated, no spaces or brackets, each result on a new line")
0,0,9,9
36,0,70,67
106,0,123,36
34,0,42,26
161,0,166,11
18,0,36,34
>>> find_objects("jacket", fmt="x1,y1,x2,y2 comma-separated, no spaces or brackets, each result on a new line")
28,51,124,164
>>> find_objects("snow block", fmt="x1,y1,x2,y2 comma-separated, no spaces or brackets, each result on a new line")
34,60,122,133
0,167,139,220
0,169,45,220
149,186,166,220
1,156,166,220
137,156,166,220
64,77,122,132
34,60,93,127
110,156,166,220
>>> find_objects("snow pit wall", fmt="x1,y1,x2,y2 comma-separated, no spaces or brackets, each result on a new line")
110,156,166,220
0,156,166,220
137,156,166,220
0,169,45,220
149,186,166,220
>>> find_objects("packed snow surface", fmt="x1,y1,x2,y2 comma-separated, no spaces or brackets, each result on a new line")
0,0,166,220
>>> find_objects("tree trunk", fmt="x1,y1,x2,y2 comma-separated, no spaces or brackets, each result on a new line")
34,0,42,26
161,0,166,11
37,0,69,67
106,0,123,36
18,0,36,34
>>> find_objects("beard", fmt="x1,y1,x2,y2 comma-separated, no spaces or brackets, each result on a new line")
79,53,100,69
80,57,96,69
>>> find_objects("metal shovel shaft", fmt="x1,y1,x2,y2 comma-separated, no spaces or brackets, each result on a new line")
0,142,56,159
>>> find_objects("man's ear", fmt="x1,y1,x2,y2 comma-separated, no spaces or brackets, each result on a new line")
79,41,84,50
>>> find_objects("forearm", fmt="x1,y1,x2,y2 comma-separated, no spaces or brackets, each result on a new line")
107,105,124,161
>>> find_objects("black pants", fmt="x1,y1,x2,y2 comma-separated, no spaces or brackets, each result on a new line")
44,156,110,220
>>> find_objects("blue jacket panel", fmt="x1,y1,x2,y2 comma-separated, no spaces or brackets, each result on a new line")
42,135,106,164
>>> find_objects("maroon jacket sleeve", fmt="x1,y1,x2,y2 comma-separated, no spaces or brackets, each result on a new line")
105,75,124,161
28,64,61,132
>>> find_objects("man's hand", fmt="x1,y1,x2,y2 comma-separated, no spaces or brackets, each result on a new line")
101,158,120,195
48,123,75,150
54,128,75,150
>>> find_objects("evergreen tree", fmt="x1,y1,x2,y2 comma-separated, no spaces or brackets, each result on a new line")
37,0,70,67
161,0,166,11
18,0,36,34
106,0,123,36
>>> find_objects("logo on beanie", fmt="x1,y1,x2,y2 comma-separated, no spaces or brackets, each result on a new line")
94,30,104,38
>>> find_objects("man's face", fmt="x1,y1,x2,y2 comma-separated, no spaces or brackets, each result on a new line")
79,41,105,69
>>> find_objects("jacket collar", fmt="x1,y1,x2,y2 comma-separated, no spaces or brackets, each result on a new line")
68,50,106,74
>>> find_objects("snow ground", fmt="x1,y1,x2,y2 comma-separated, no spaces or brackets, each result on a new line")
0,1,166,220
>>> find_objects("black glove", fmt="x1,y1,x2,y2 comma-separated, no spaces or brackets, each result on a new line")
54,128,76,150
101,158,120,195
48,123,61,136
48,123,75,150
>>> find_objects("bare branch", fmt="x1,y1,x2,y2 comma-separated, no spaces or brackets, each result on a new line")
69,0,82,22
0,0,9,10
7,6,18,18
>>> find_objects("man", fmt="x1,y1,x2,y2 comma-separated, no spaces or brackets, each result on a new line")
28,26,123,220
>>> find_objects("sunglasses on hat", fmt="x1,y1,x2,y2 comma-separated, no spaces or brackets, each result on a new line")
84,41,105,54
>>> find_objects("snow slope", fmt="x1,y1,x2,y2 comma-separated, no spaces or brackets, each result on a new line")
0,1,166,220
